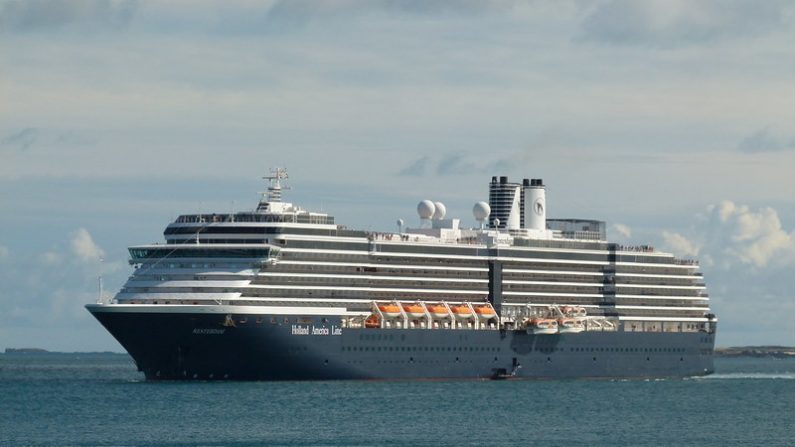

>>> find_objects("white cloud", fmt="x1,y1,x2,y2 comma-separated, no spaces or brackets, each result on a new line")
707,200,795,268
662,231,699,258
579,0,792,47
39,251,62,265
666,200,795,269
736,127,795,153
0,0,136,33
611,223,632,239
70,228,105,262
0,244,8,260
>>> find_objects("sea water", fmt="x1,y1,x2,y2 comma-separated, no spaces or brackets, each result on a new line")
1,353,792,446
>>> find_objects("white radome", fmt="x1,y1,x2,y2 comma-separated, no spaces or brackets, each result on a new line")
473,201,491,221
433,202,447,220
417,200,436,219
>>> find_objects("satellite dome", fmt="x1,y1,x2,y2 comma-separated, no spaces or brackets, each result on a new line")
417,200,435,219
432,202,447,220
473,201,491,221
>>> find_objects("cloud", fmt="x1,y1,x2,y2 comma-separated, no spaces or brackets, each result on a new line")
0,228,129,351
70,228,105,262
0,128,97,153
737,128,795,153
7,0,523,36
264,0,518,23
1,128,39,151
398,156,430,177
39,251,63,265
55,130,99,146
611,223,632,239
397,152,523,178
0,245,8,260
436,152,479,176
0,0,136,33
579,0,792,47
664,201,795,269
707,201,795,268
662,230,699,258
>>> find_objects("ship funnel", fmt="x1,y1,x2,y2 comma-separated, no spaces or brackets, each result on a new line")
488,176,522,230
523,178,546,231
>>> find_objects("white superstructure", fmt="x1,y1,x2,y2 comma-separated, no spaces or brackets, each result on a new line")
111,170,714,335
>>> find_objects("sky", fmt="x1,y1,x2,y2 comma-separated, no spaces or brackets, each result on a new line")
1,0,794,351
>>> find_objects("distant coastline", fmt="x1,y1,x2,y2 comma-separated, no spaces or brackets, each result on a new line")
714,346,795,358
4,348,49,354
3,348,125,355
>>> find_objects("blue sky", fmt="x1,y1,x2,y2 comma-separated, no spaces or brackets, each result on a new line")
1,0,794,350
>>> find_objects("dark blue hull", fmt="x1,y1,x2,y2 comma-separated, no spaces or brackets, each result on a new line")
88,307,716,380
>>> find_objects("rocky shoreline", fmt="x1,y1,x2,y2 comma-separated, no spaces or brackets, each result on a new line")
715,346,795,358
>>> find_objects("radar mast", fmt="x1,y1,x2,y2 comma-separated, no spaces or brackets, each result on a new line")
261,167,289,203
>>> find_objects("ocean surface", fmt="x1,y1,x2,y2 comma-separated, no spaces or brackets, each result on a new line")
0,353,793,446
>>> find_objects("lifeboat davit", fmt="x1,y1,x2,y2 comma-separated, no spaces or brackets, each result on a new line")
402,303,426,319
427,304,449,318
450,305,473,319
558,317,585,333
474,305,496,320
364,315,380,328
377,304,402,318
528,318,558,335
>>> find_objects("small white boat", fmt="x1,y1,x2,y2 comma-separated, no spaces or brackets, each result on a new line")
558,317,585,333
528,318,558,335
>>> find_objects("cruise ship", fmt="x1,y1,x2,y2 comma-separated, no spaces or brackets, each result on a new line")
86,169,716,380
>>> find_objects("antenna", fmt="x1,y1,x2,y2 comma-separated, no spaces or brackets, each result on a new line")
261,167,290,203
97,256,104,304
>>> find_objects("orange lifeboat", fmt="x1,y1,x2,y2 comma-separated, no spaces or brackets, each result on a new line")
402,303,426,319
474,305,496,320
377,304,401,318
364,315,380,328
427,304,449,318
450,305,473,319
